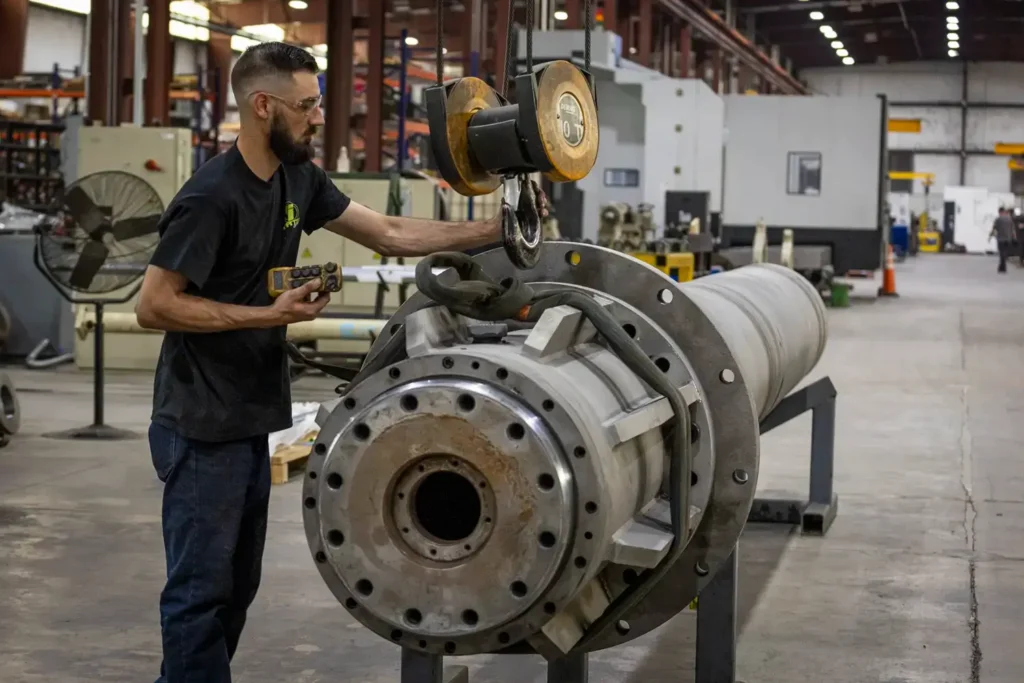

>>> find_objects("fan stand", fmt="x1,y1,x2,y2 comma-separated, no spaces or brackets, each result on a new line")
43,301,141,441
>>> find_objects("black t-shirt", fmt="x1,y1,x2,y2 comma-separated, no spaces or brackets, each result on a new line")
148,144,351,442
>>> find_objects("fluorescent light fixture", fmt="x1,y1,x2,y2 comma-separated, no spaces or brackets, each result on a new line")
842,56,855,66
810,11,824,20
29,0,89,13
947,32,959,41
948,49,958,57
947,23,958,31
946,1,959,8
554,10,568,21
819,25,833,33
947,16,959,23
948,40,960,49
831,41,844,49
836,48,849,57
288,0,308,8
405,36,420,46
232,23,285,52
823,29,838,39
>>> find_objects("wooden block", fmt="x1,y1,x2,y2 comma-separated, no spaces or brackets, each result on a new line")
270,444,313,485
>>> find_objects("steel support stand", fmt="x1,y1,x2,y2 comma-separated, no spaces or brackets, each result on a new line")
747,376,838,535
398,649,589,683
695,545,739,683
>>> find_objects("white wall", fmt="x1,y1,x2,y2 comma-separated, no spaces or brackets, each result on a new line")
24,5,87,74
722,94,884,230
803,62,1024,197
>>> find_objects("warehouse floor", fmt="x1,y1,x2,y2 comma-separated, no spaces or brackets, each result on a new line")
1,253,1022,683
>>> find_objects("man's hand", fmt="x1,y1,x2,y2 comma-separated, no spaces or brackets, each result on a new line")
270,279,331,324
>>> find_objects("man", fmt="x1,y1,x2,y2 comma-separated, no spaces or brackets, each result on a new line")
990,207,1016,273
136,42,542,682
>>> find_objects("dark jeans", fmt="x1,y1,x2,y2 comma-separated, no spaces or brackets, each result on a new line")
149,422,271,683
997,240,1011,272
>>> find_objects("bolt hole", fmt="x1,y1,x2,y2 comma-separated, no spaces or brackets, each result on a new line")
507,423,525,440
498,632,511,644
353,423,370,441
566,250,581,266
308,471,318,480
544,602,557,615
539,531,557,548
496,367,509,380
391,629,403,641
356,579,373,596
444,642,456,654
510,581,528,598
657,288,674,304
345,597,358,609
500,276,514,289
390,323,401,335
691,471,699,487
622,323,637,338
314,443,327,456
402,527,410,533
389,367,401,379
584,531,593,540
327,473,343,489
484,517,492,524
585,501,598,514
398,492,405,499
327,530,345,546
574,556,587,569
542,399,555,411
450,459,460,467
574,446,587,459
419,640,427,648
655,357,671,373
315,551,327,563
343,397,356,410
691,421,701,443
429,549,437,556
616,620,631,635
304,497,317,509
458,394,476,411
405,608,423,625
537,473,555,491
462,609,479,626
464,544,472,551
442,356,455,369
471,361,481,370
401,394,419,411
479,481,487,489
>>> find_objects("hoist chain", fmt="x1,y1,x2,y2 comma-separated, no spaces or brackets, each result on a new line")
436,0,444,85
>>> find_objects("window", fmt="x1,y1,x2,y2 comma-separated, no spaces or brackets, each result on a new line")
604,168,640,188
786,152,822,196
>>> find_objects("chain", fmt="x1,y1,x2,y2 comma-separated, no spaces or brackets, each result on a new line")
584,0,592,73
500,0,515,96
525,0,534,72
436,0,444,85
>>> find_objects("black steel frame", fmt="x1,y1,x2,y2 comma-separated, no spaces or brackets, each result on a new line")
397,376,839,683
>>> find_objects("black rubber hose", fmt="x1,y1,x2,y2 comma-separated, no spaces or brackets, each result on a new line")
414,252,693,648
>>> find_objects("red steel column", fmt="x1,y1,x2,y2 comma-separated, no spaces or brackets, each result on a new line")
602,0,618,36
116,0,134,124
679,23,692,78
638,0,652,67
145,0,171,125
0,0,29,80
493,0,511,91
87,0,111,124
324,0,354,170
564,0,581,28
207,32,233,129
364,0,385,172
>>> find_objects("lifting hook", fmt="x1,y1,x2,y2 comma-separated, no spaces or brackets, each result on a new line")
500,175,542,270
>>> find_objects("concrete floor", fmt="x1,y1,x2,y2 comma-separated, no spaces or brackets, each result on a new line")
1,253,1022,683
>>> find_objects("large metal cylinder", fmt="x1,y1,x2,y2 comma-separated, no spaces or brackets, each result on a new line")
303,244,827,661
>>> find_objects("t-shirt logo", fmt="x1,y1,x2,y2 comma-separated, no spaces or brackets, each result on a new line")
283,201,300,230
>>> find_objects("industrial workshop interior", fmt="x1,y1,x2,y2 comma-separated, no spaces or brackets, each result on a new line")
2,0,1024,681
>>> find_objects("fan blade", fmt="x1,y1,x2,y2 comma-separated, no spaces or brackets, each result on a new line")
110,214,162,241
64,185,110,237
68,240,111,290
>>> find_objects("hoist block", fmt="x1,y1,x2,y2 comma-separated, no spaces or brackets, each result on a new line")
425,61,600,198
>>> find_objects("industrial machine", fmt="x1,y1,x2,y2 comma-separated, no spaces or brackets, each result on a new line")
300,242,837,682
596,202,654,252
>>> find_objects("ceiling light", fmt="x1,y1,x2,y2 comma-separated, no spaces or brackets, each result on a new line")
553,10,568,20
810,11,824,20
819,25,832,33
405,36,419,46
947,16,959,23
946,1,959,8
842,56,855,66
831,41,843,49
947,32,959,41
948,40,960,49
824,30,838,39
947,22,958,31
948,49,959,57
287,0,307,8
836,48,849,57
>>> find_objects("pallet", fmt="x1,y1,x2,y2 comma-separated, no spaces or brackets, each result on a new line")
270,429,319,485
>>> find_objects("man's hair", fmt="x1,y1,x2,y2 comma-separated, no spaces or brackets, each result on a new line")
231,42,319,106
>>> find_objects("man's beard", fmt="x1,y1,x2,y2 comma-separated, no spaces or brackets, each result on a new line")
269,113,316,165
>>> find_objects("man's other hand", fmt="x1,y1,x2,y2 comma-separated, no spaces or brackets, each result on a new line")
271,279,331,324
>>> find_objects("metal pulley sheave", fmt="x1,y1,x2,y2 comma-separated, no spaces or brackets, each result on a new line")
302,243,828,660
424,0,599,269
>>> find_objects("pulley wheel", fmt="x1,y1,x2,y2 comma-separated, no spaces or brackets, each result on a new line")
0,372,21,437
518,60,600,183
426,78,504,197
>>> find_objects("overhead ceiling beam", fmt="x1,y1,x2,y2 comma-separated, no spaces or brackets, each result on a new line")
657,0,809,94
738,0,930,14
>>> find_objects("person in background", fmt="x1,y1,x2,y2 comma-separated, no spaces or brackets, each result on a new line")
990,207,1016,273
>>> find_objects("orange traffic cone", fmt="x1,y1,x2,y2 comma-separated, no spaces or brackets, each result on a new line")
878,244,899,297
